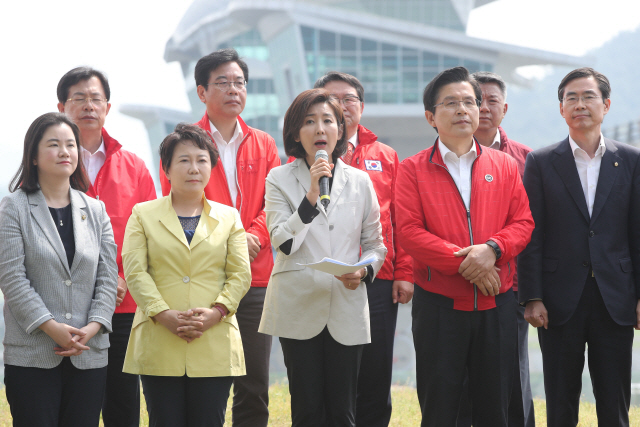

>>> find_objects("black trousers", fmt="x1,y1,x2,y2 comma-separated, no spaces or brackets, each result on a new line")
356,278,398,427
539,275,634,427
280,326,364,427
4,358,107,427
232,287,272,427
412,285,517,427
457,291,535,427
102,312,140,427
140,374,233,427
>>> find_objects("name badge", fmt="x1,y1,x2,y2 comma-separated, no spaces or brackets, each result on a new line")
365,160,383,171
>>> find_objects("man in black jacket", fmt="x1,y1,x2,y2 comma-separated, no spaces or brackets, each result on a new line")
518,67,640,427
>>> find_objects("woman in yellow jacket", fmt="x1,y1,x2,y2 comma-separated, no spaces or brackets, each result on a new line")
122,123,251,427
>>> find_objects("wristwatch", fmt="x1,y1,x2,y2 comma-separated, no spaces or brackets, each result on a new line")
485,240,502,261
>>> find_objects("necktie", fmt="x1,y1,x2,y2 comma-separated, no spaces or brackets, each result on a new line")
342,142,355,165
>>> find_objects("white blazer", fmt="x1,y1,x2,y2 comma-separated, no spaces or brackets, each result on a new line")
259,159,386,345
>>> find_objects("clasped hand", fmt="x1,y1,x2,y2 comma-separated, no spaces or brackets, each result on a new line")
454,244,501,297
154,308,224,343
39,319,102,357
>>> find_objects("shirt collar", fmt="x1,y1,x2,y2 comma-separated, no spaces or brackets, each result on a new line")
209,119,243,146
438,138,477,162
489,131,501,150
568,133,606,159
81,138,106,157
348,129,359,148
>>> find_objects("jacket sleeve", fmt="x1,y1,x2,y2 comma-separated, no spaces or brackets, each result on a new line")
395,161,465,275
87,200,118,332
487,157,535,266
213,210,251,316
360,176,387,278
516,152,545,303
245,137,281,248
0,196,53,334
389,151,414,283
628,151,640,297
122,205,170,319
265,171,313,255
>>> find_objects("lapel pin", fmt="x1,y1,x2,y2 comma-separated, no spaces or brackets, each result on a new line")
485,174,493,182
614,162,619,167
81,214,86,220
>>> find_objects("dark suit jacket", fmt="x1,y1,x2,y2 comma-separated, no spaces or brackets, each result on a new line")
518,137,640,326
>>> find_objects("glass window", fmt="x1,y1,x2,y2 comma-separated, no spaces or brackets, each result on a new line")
301,26,315,52
402,48,418,68
444,56,459,68
463,59,481,73
340,34,357,51
361,38,377,51
422,51,439,68
319,30,336,50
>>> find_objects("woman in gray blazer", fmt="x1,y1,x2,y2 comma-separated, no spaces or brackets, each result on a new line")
259,89,386,426
0,113,118,427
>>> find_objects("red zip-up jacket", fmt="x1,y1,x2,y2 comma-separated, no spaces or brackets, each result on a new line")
286,125,413,283
493,126,532,292
395,138,534,311
345,125,413,283
160,114,280,287
87,128,157,313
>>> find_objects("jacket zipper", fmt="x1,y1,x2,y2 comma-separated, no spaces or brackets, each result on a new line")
431,155,479,311
234,133,250,217
427,266,431,281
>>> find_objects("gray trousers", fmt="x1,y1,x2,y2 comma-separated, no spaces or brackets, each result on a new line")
232,287,272,427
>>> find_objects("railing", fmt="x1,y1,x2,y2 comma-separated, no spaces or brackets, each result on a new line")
603,119,640,147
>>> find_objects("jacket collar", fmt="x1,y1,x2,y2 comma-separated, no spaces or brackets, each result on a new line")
197,113,252,142
158,193,219,250
27,188,88,275
498,126,510,152
429,136,483,167
356,124,378,146
101,128,122,158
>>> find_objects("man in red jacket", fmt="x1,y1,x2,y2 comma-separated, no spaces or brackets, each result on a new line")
160,48,280,427
312,71,414,426
57,67,157,427
395,66,534,426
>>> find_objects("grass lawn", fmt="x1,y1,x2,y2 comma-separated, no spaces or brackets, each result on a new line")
1,384,640,426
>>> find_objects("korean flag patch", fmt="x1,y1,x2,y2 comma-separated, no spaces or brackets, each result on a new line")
365,160,383,171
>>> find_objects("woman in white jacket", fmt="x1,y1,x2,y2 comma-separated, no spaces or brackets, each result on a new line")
259,89,386,427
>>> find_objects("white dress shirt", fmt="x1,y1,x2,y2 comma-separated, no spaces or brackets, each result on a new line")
489,130,501,150
569,134,606,217
210,119,243,207
81,140,107,185
438,138,478,209
349,130,359,149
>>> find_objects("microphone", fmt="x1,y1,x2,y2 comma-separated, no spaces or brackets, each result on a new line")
315,150,330,210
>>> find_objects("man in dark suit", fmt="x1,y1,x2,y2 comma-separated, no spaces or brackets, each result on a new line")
518,67,640,427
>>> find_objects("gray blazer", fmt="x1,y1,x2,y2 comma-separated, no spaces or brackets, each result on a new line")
0,188,118,369
259,159,387,345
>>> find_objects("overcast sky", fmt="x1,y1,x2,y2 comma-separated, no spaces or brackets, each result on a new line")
1,0,639,193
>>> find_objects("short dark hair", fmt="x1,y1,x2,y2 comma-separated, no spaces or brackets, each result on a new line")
57,66,111,103
159,123,219,175
283,89,346,163
314,71,364,102
558,67,611,102
423,66,482,113
471,71,507,99
194,48,249,88
10,112,89,194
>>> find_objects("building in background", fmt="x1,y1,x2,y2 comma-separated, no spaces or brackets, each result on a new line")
122,0,584,177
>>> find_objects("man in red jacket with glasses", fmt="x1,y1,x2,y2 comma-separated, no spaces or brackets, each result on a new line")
395,66,534,426
57,66,157,427
313,71,414,427
160,48,280,427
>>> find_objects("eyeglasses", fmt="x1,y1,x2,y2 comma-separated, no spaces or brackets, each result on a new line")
563,95,601,105
331,95,361,106
434,98,481,111
206,80,247,91
66,97,108,106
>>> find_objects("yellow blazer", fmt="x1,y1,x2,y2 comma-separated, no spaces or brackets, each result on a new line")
122,195,251,377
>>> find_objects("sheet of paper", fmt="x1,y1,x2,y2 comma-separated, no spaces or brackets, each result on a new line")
297,255,378,276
